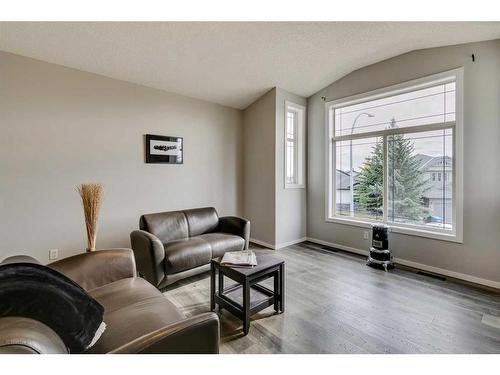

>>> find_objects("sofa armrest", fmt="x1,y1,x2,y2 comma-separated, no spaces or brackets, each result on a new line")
130,230,165,287
1,255,40,265
218,216,250,250
48,249,137,292
0,317,68,354
109,312,220,354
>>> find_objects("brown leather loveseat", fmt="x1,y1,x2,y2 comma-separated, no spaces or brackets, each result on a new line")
130,207,250,289
0,249,219,354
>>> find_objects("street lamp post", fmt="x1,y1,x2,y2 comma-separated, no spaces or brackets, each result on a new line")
349,112,374,216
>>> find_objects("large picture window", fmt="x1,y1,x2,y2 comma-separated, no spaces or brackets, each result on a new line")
326,70,463,241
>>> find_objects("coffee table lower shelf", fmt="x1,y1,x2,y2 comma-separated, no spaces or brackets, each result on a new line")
214,283,276,319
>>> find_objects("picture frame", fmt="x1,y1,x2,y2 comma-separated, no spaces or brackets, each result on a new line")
145,134,183,164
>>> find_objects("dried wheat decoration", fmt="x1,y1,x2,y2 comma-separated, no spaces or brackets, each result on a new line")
77,183,103,252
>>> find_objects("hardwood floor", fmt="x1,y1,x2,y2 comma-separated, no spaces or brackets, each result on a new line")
163,242,500,353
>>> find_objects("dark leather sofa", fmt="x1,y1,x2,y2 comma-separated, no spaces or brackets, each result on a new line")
0,249,219,354
130,207,250,289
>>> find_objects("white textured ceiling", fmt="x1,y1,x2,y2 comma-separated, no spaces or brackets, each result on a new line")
1,22,500,109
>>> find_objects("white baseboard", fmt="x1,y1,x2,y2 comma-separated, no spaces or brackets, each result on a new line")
392,257,500,290
275,237,307,249
249,238,276,249
306,237,369,257
250,237,308,250
306,237,500,290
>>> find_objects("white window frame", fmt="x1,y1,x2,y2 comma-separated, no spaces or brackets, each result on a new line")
285,101,306,189
325,68,463,243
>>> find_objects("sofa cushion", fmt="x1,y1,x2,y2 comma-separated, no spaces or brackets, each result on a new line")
87,278,184,353
184,207,219,236
164,237,212,274
198,233,245,258
140,210,189,243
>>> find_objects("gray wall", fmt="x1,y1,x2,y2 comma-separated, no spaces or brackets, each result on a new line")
242,87,307,248
275,88,307,246
307,39,500,284
243,88,276,246
0,52,243,263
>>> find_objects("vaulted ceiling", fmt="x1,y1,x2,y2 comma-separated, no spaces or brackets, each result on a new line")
1,22,500,109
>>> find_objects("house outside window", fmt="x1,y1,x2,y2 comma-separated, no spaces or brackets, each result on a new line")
326,69,463,242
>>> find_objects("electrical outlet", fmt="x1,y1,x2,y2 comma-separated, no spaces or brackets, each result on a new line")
363,231,370,240
49,249,59,260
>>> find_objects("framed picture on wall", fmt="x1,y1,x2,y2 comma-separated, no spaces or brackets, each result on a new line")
145,134,183,164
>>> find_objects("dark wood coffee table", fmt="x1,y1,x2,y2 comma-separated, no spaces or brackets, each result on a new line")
210,253,284,335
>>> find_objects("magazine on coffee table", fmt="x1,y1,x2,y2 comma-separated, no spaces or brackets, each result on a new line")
221,250,257,268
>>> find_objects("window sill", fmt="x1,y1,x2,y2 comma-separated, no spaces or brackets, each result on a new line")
285,184,305,189
325,216,462,243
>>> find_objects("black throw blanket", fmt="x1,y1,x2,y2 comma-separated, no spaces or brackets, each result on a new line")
0,262,104,353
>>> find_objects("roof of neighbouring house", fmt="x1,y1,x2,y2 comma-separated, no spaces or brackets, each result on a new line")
416,154,453,171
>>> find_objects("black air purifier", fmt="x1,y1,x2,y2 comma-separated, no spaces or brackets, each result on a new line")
367,224,394,271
